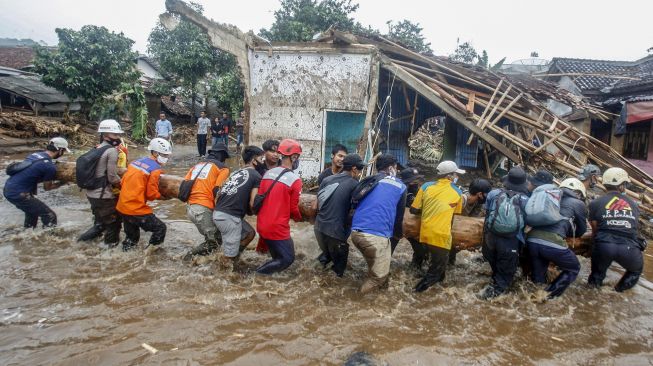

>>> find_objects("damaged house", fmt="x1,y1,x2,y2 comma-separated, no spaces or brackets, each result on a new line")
164,0,653,214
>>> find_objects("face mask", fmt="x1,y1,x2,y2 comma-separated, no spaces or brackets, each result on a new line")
388,166,397,177
452,177,459,184
156,155,169,165
254,160,267,175
292,157,300,170
107,137,121,147
408,184,419,195
478,194,487,204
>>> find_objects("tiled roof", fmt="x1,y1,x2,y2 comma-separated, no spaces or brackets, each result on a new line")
0,46,35,69
550,55,653,95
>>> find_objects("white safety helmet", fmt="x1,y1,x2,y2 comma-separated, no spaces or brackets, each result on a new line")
148,137,172,155
603,167,630,187
49,137,71,152
98,119,124,134
560,177,587,198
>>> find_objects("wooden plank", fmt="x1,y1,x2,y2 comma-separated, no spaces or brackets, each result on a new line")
380,57,520,163
466,92,476,115
402,83,412,113
477,85,513,131
547,117,559,132
534,125,573,154
487,93,523,127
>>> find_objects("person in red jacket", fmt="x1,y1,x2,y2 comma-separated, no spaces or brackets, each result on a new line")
256,138,303,274
116,138,172,251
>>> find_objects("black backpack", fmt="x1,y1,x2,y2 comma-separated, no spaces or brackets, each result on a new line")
75,145,114,190
351,173,385,208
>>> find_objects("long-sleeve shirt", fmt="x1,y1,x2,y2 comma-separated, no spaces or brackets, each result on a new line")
155,119,173,138
116,156,162,216
86,141,120,199
352,174,407,239
256,167,302,240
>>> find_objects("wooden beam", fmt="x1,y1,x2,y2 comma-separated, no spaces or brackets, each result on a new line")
487,93,523,127
534,125,573,154
467,80,503,145
380,57,520,163
402,83,412,113
466,92,476,115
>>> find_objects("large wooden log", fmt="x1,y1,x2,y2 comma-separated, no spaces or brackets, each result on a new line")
54,161,593,255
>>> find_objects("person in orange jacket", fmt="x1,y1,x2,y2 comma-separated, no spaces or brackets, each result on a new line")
116,138,172,251
182,141,230,260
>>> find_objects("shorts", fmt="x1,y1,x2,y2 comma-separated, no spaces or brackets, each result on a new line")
213,211,254,257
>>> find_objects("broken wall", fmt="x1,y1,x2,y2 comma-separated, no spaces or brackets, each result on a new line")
248,48,373,178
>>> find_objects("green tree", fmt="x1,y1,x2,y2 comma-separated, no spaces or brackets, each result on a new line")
449,41,479,64
33,25,140,116
259,0,360,42
209,56,244,116
386,20,432,54
148,3,223,119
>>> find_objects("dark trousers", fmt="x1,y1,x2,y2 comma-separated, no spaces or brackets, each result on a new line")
419,245,449,285
315,230,349,276
588,239,643,292
6,193,56,228
390,237,429,266
197,134,207,156
88,197,121,244
529,242,580,297
257,238,295,274
482,234,520,293
122,213,166,245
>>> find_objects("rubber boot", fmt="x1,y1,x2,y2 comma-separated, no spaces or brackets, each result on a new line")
414,278,435,293
122,239,138,252
317,252,331,268
183,241,218,261
78,223,104,242
545,272,574,298
615,271,640,292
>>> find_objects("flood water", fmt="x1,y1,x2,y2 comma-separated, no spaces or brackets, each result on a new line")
1,145,653,365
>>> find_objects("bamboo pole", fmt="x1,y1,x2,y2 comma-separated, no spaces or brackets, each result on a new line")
467,80,503,145
534,126,573,154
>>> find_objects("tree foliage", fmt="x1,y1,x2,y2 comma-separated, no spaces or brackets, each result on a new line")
449,41,505,70
148,3,223,118
386,20,432,54
209,54,244,116
259,0,360,42
33,25,140,114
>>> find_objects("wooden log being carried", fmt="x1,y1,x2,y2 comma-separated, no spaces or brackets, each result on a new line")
54,162,593,256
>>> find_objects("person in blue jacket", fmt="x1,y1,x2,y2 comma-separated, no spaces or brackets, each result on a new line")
3,137,70,228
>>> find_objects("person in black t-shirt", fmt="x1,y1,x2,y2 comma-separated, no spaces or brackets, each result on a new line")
587,167,644,292
317,144,348,185
213,146,266,268
314,153,366,276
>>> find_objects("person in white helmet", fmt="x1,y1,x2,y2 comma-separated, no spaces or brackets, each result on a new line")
588,167,644,292
3,137,70,228
116,137,172,251
526,177,587,299
77,120,125,246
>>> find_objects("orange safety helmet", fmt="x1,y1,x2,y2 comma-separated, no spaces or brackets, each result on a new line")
277,138,302,156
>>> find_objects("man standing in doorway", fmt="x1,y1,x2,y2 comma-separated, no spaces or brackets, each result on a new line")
155,112,173,141
317,144,348,185
196,111,211,157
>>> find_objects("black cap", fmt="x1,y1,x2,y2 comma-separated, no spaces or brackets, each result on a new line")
529,169,553,187
342,153,366,169
208,141,230,158
376,154,397,171
469,178,492,194
400,167,424,184
502,166,528,193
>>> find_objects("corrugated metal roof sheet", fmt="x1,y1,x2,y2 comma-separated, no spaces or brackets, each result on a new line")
0,75,73,103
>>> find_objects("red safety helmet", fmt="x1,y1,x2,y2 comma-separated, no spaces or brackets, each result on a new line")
278,138,302,156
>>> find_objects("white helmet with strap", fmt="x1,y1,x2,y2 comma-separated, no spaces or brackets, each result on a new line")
98,119,124,134
49,137,71,152
148,137,172,155
603,167,630,186
560,177,587,198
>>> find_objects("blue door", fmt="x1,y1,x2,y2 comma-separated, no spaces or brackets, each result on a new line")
323,111,366,165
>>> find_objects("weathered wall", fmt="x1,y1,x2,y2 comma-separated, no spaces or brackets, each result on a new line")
248,49,373,178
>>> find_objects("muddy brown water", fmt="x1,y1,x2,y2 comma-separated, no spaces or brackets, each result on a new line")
1,145,653,365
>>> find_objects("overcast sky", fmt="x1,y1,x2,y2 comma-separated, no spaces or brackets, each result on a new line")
0,0,651,64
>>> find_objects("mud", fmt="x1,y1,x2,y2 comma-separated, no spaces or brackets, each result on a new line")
1,145,652,365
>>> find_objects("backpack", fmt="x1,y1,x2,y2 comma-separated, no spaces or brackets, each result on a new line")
525,184,566,227
487,189,524,236
75,145,114,190
6,156,48,176
351,173,385,208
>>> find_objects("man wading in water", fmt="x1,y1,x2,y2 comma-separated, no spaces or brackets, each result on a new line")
255,139,303,274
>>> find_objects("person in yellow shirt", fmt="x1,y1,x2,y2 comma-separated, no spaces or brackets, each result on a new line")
410,160,464,292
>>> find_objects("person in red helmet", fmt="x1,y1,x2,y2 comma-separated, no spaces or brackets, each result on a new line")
255,138,303,274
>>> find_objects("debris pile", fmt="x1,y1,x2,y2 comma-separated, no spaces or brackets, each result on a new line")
0,112,81,138
408,116,445,164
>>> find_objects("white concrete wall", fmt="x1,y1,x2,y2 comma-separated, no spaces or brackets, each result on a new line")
248,49,372,178
137,59,162,80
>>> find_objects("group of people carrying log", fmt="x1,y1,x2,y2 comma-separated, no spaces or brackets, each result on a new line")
2,119,647,298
